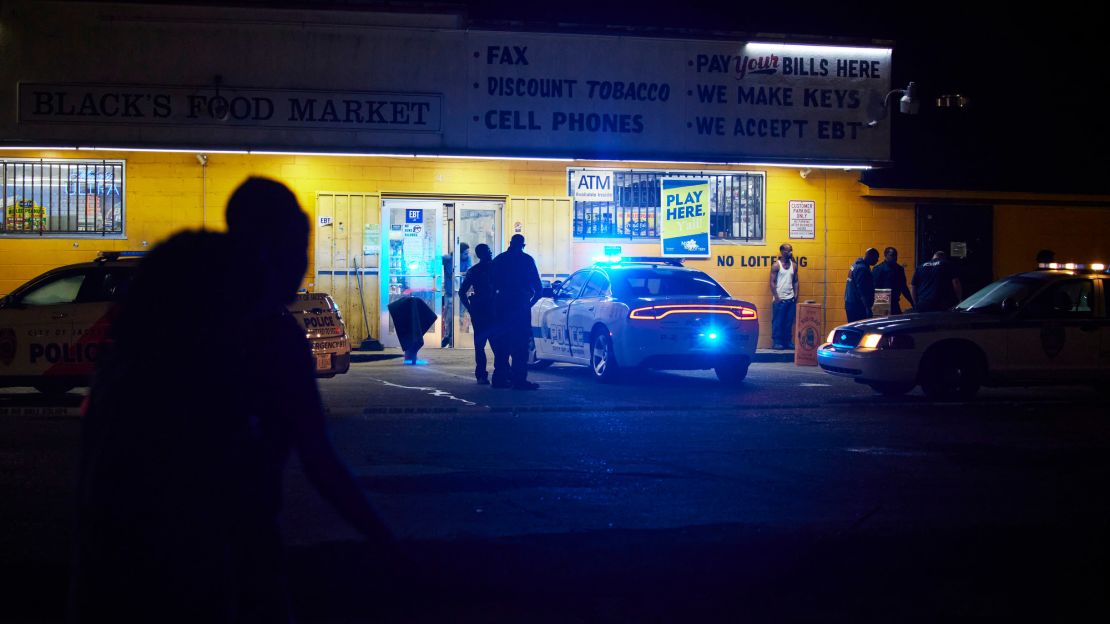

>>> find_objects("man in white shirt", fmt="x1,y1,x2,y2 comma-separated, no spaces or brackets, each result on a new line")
769,243,799,350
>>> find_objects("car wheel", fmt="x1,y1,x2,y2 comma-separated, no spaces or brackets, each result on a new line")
920,347,983,400
867,381,915,396
527,336,553,369
590,330,620,382
715,358,750,384
34,380,75,396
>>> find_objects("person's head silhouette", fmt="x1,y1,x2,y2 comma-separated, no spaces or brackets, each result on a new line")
509,234,526,249
475,243,493,261
226,177,309,304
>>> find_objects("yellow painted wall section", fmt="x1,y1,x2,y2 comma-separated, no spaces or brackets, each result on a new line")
4,149,1108,348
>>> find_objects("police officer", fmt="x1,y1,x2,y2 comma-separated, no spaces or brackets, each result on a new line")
490,234,542,390
459,243,496,384
845,247,880,322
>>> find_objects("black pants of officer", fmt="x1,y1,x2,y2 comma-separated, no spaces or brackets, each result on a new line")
470,308,494,381
491,306,530,387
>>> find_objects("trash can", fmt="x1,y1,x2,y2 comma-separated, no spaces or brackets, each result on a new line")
387,296,437,362
873,288,892,317
794,300,822,367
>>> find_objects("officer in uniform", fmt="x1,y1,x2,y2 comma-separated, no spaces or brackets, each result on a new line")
490,234,543,390
458,243,496,384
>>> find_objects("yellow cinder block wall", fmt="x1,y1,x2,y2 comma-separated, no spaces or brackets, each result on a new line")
5,150,1106,348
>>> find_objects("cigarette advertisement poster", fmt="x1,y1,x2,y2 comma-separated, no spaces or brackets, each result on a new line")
660,178,710,258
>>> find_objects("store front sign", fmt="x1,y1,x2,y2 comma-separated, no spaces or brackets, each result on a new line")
660,178,710,258
5,4,892,163
18,84,442,132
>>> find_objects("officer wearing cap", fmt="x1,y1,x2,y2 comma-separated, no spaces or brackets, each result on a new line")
490,234,543,389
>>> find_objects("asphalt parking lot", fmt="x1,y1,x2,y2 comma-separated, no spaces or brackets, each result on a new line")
2,351,1108,622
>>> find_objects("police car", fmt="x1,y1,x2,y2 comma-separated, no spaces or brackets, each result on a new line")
287,292,351,378
528,257,758,382
817,263,1110,399
0,253,350,394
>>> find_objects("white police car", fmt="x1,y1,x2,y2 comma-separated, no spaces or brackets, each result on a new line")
817,263,1110,399
0,253,350,394
287,292,351,378
529,258,758,382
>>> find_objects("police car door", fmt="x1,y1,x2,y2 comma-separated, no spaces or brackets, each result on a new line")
0,269,91,378
1006,278,1099,381
542,270,589,358
568,271,609,360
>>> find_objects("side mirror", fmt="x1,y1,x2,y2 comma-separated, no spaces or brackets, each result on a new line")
1000,297,1019,314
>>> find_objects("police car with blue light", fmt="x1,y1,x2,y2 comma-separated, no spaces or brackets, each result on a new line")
528,254,758,383
0,252,351,394
817,262,1110,399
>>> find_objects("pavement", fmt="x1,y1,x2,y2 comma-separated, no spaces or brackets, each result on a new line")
2,350,1109,622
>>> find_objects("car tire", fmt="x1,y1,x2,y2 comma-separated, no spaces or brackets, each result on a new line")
867,381,915,396
590,329,620,383
34,381,75,396
920,346,983,400
715,358,750,384
527,336,554,369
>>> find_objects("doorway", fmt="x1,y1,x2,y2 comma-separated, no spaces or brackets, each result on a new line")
380,198,502,349
915,204,994,298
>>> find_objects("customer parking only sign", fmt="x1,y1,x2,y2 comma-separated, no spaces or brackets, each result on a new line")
660,178,710,258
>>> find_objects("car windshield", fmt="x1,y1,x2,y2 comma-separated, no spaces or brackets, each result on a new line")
956,276,1041,312
609,269,729,298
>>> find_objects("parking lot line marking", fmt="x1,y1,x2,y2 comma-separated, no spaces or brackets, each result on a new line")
368,377,479,407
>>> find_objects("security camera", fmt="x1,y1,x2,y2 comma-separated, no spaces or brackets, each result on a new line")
196,153,208,166
799,168,812,180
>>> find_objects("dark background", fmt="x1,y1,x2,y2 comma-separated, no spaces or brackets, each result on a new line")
82,0,1110,193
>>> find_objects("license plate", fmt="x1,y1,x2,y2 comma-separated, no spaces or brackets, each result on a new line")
315,353,332,371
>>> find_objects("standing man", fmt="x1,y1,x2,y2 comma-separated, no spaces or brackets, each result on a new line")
912,251,964,312
871,246,913,315
490,234,543,390
769,243,799,349
845,247,880,322
459,243,496,384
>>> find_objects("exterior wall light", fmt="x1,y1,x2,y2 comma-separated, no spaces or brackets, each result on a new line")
867,81,919,127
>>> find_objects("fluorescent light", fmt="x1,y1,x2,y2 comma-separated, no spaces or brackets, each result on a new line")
744,42,891,56
0,146,80,151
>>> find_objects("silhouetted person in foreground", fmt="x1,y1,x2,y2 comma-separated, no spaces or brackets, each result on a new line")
459,243,496,384
71,177,392,623
490,234,542,390
872,246,913,315
912,250,964,312
845,247,880,322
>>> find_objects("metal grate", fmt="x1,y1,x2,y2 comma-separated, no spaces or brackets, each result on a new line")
570,169,764,242
2,159,125,236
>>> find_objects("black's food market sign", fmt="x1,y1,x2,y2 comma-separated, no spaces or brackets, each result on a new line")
18,83,442,133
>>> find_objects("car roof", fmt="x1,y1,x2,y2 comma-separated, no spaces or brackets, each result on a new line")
593,262,704,274
1011,269,1108,281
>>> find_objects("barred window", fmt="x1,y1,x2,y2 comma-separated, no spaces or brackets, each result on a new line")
569,169,764,243
2,159,125,236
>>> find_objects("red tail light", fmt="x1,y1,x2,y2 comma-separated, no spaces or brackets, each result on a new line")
629,304,757,320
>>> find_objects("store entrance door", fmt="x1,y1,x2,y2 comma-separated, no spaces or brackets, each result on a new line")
380,198,502,349
915,204,994,298
453,202,502,348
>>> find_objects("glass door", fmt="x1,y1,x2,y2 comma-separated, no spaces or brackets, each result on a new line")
380,200,443,349
453,202,502,348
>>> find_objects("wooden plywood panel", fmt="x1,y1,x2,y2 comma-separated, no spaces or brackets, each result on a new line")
316,192,381,342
